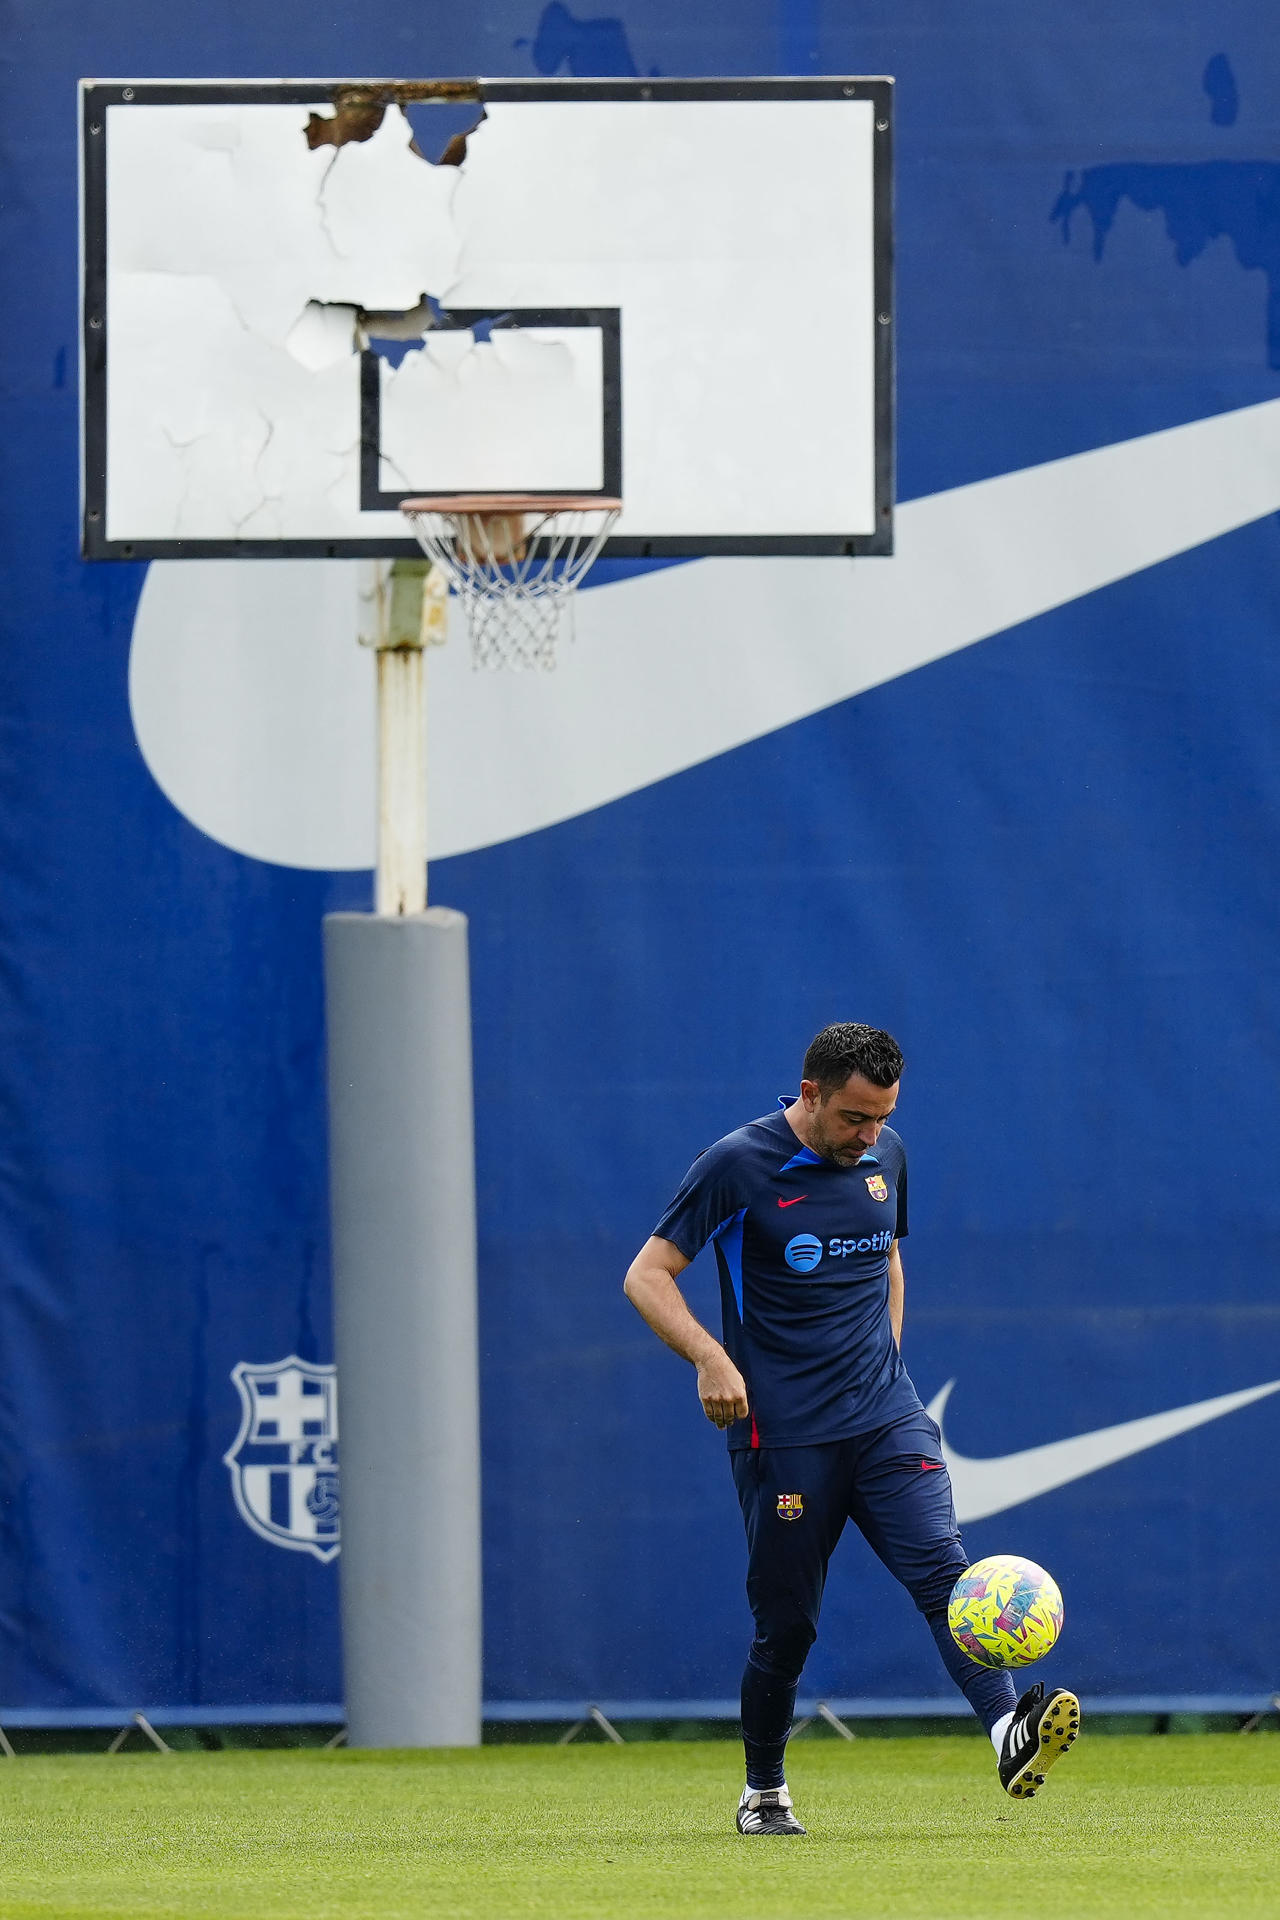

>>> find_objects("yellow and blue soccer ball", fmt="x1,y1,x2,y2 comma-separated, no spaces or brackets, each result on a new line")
947,1554,1064,1668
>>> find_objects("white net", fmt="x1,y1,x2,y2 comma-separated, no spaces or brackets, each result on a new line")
401,495,622,670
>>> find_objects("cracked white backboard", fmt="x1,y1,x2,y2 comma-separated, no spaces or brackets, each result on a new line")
81,79,893,558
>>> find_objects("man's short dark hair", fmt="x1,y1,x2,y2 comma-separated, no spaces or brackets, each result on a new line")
802,1023,904,1093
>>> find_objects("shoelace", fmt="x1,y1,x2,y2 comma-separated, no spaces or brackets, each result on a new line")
741,1805,792,1829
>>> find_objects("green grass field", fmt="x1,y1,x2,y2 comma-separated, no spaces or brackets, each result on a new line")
1,1735,1276,1919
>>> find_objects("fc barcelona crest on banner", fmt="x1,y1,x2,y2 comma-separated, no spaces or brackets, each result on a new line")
224,1357,340,1562
865,1174,889,1202
777,1493,805,1521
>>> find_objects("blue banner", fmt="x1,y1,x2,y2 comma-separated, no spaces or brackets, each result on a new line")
2,0,1279,1716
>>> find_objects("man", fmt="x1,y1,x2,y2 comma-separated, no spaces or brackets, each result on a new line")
623,1023,1079,1836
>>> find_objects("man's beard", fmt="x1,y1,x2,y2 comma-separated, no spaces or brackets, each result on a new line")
810,1123,862,1166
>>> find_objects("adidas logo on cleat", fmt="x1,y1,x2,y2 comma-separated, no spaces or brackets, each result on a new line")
998,1683,1081,1799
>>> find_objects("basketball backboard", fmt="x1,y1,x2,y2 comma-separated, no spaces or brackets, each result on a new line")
80,77,892,560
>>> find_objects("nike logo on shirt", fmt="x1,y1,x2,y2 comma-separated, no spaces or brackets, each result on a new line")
777,1195,808,1208
924,1376,1280,1523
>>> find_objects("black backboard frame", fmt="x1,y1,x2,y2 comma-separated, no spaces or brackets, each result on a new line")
359,309,622,512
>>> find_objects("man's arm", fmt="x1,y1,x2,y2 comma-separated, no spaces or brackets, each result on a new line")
623,1235,750,1430
888,1239,904,1350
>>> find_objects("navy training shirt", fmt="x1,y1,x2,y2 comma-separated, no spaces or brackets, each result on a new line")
652,1103,921,1448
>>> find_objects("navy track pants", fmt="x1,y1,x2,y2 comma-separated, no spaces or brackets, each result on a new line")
731,1407,1016,1779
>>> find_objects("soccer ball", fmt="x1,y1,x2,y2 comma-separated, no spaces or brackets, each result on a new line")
947,1554,1064,1668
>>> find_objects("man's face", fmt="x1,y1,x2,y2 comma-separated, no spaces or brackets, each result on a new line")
802,1072,899,1166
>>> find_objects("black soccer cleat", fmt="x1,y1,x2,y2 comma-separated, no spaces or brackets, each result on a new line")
736,1785,808,1835
998,1681,1081,1798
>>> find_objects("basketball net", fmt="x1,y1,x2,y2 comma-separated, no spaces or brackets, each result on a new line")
401,494,622,670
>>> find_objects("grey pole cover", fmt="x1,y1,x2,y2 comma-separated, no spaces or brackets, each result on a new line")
324,909,481,1746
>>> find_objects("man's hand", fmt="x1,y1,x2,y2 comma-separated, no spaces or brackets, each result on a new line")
696,1350,750,1429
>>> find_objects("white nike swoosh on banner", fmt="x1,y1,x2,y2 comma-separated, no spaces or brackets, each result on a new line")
925,1376,1280,1524
130,397,1280,868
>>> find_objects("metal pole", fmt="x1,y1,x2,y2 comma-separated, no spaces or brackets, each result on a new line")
326,561,481,1748
375,644,426,914
359,558,448,915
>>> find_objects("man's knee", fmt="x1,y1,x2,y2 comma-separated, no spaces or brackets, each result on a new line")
747,1619,815,1684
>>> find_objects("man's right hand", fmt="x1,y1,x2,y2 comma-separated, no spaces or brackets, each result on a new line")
621,1239,750,1430
696,1350,750,1430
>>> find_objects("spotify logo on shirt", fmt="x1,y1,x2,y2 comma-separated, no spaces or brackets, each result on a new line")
784,1230,894,1272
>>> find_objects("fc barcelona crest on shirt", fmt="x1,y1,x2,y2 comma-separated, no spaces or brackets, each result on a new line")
864,1173,889,1202
777,1493,805,1521
224,1357,340,1562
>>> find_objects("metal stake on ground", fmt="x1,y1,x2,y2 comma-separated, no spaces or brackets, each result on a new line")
557,1706,626,1745
106,1712,172,1754
791,1701,857,1740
